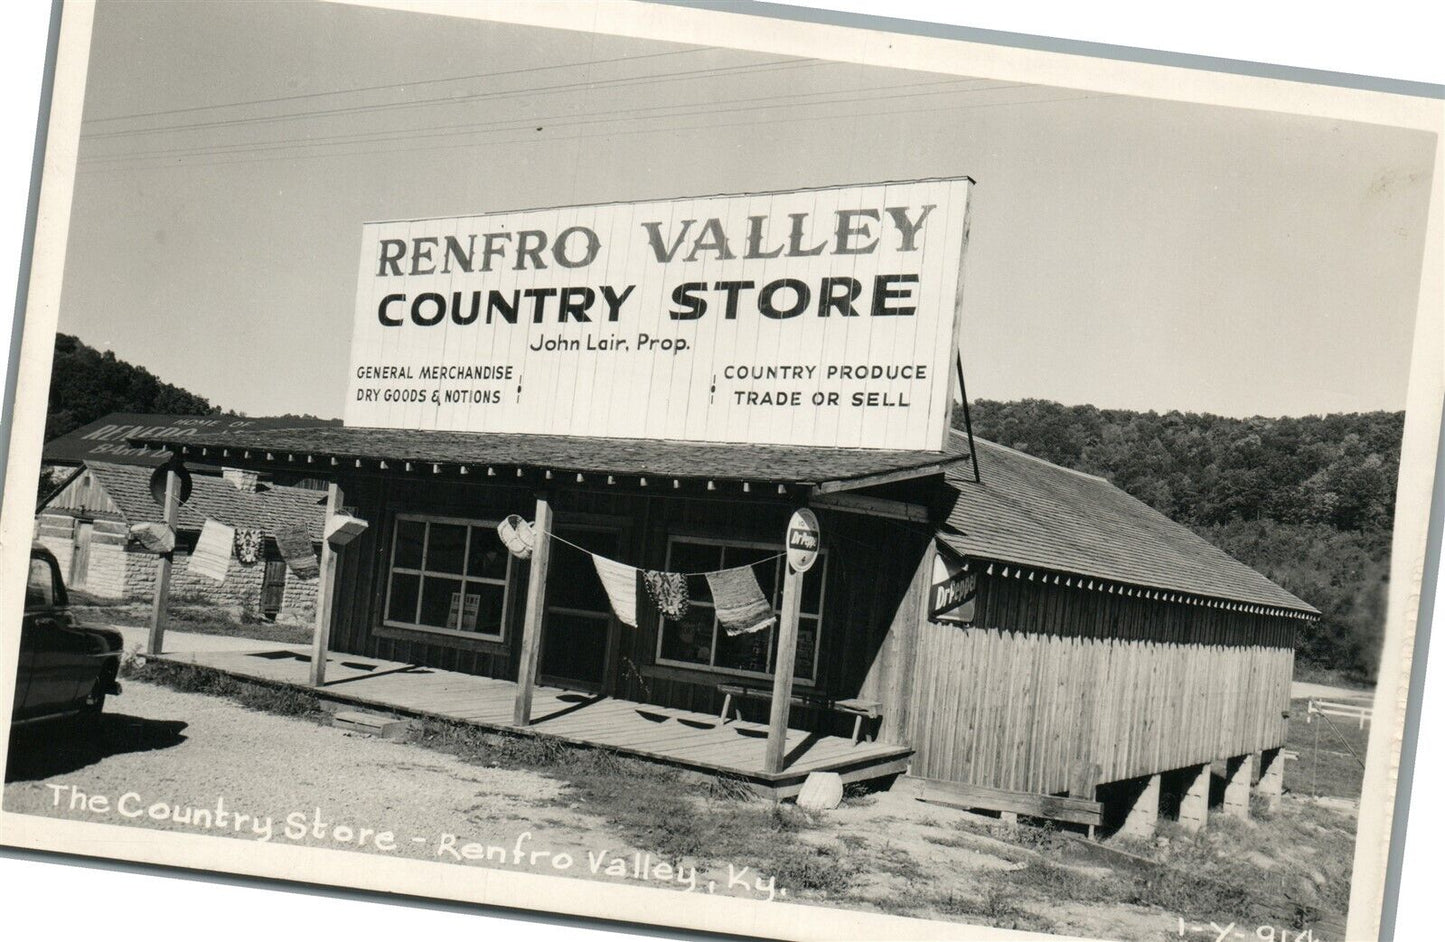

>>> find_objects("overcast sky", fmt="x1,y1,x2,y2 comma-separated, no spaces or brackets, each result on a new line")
58,0,1435,420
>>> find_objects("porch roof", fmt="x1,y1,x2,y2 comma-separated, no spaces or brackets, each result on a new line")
125,425,966,491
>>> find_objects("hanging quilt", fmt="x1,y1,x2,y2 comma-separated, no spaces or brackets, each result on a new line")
189,519,234,582
642,570,690,620
592,554,639,628
233,527,264,565
275,523,319,578
705,565,776,637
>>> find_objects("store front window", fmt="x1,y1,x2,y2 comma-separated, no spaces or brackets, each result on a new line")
384,514,510,639
656,537,825,683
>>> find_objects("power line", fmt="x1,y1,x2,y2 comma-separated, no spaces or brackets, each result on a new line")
76,91,1113,176
82,56,822,142
80,77,1018,167
81,46,717,125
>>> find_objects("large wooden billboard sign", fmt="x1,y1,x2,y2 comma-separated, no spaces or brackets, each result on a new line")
346,178,973,450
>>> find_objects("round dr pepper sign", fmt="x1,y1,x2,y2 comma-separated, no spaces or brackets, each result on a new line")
786,509,821,573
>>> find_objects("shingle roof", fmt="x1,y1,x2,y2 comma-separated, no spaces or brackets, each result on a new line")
939,431,1317,614
84,462,327,540
43,412,340,468
122,423,1311,613
125,426,965,487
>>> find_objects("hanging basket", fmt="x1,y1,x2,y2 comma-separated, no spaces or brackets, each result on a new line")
497,514,534,559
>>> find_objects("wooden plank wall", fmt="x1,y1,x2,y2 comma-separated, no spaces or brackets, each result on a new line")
44,468,124,518
907,571,1297,793
325,472,930,732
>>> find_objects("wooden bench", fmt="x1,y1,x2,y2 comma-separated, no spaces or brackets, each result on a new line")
716,682,882,744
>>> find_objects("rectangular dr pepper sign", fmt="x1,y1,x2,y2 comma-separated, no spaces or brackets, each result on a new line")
345,178,973,450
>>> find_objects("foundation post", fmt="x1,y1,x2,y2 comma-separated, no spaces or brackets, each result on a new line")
1119,774,1161,839
146,466,180,656
1256,748,1284,813
309,482,345,687
513,493,553,726
1223,754,1252,819
1177,763,1210,833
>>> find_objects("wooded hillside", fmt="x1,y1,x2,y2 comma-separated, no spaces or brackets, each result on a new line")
961,399,1401,681
46,333,217,440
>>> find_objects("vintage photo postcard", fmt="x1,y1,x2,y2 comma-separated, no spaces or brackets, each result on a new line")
1,2,1441,940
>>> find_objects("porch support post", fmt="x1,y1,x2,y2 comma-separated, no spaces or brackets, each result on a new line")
310,481,345,687
1177,763,1210,834
1223,754,1252,819
1118,773,1160,840
763,560,805,775
513,493,553,726
146,466,180,656
1256,748,1284,813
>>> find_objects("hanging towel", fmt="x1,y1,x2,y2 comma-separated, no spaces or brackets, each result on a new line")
129,522,175,555
643,570,689,620
233,527,264,565
592,554,639,628
190,519,235,582
705,565,776,637
275,524,319,578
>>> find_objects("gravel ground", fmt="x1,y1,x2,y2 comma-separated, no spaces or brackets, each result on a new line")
3,681,668,888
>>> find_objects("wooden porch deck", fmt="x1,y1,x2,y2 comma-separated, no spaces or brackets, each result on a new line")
154,646,913,798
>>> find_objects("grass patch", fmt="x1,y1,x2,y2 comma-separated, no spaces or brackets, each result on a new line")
125,659,322,717
70,589,313,645
1285,698,1369,800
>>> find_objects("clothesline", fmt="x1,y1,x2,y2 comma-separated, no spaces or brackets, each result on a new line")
540,528,787,577
499,523,779,636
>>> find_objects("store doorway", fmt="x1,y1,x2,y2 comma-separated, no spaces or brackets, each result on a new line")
539,526,622,693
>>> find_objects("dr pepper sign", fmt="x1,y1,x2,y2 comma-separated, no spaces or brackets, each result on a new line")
787,509,821,573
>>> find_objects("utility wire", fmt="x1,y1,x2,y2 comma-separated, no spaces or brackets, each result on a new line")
82,46,718,125
79,89,1106,174
82,57,823,141
80,77,1019,166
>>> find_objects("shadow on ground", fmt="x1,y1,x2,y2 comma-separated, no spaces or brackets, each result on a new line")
5,714,188,782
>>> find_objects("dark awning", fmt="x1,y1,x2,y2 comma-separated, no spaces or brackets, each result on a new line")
126,425,966,493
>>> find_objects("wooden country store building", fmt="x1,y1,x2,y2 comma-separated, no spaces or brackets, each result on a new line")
127,422,1318,834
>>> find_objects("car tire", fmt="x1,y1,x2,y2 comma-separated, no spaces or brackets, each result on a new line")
82,664,116,716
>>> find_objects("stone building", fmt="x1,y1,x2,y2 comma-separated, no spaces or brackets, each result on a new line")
35,461,327,622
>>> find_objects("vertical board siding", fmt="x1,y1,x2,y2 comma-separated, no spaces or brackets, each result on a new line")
907,571,1297,793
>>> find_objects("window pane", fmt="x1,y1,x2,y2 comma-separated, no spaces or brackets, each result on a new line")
668,540,722,575
793,617,819,680
387,572,420,624
801,563,824,615
393,519,425,570
26,559,54,608
716,619,772,675
418,576,464,628
470,581,506,634
658,607,712,666
467,529,508,581
427,523,467,574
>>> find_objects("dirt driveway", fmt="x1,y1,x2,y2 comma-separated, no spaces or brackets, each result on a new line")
4,678,1352,939
4,681,668,888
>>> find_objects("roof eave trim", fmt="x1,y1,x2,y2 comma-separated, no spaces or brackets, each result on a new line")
934,540,1320,619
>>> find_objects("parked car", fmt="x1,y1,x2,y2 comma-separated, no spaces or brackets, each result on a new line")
11,543,122,725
